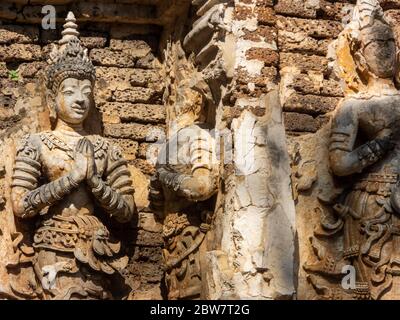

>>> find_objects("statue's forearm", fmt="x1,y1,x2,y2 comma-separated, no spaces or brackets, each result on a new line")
88,175,134,222
14,173,80,218
158,168,216,201
330,137,393,176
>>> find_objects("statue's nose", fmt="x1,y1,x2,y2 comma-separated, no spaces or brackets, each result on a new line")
75,92,85,105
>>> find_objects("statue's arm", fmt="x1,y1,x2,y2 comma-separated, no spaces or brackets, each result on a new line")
11,135,80,218
88,145,135,223
329,103,394,176
157,131,217,202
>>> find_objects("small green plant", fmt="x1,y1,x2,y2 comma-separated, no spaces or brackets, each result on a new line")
8,69,19,81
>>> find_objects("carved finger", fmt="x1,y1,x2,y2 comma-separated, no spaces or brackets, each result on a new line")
87,141,95,159
76,138,85,152
87,139,95,153
82,138,92,156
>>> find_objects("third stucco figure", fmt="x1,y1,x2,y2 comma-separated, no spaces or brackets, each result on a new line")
305,0,400,300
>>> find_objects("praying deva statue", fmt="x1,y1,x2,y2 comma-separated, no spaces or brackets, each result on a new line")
305,0,400,300
9,12,136,300
150,77,218,300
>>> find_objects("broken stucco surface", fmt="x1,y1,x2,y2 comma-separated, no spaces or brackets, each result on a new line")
207,91,296,299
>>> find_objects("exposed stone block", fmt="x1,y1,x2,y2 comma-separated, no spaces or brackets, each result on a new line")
283,93,339,115
275,0,318,18
119,104,165,124
132,158,156,175
104,123,165,142
90,48,136,67
278,31,330,56
318,0,354,21
280,52,329,74
96,67,162,103
380,0,400,9
135,52,160,69
129,69,160,87
0,25,39,44
283,112,327,133
276,16,343,39
96,66,137,84
289,74,344,97
80,34,107,49
233,65,279,97
17,61,46,78
385,9,400,40
107,138,139,160
234,5,254,20
100,102,166,124
245,47,279,66
0,44,41,62
236,66,278,88
112,87,163,104
255,6,276,25
110,39,152,58
243,25,277,43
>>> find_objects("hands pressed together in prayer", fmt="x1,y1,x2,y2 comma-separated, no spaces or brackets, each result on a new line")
70,137,98,186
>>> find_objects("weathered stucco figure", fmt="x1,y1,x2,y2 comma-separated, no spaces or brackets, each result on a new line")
9,12,135,299
305,0,400,299
150,78,218,300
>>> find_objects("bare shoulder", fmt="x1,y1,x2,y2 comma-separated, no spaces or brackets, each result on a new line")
16,132,44,149
332,98,359,127
14,133,45,161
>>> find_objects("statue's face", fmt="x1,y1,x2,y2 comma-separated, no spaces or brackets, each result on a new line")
361,32,396,79
55,78,93,124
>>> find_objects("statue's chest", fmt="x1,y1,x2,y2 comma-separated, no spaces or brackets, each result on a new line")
358,97,400,136
40,148,107,180
38,133,108,180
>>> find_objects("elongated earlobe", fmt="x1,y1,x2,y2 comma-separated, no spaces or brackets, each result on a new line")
46,90,57,124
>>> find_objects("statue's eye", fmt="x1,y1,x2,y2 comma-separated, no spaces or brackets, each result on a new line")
63,90,74,95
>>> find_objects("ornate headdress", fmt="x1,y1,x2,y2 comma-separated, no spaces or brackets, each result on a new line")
353,0,394,46
45,12,96,93
328,0,396,94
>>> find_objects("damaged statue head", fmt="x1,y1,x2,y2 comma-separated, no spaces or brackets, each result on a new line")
8,12,136,300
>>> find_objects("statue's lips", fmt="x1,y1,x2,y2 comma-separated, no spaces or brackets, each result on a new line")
71,104,87,114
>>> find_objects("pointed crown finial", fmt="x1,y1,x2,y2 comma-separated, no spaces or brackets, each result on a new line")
45,11,95,93
59,11,79,46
